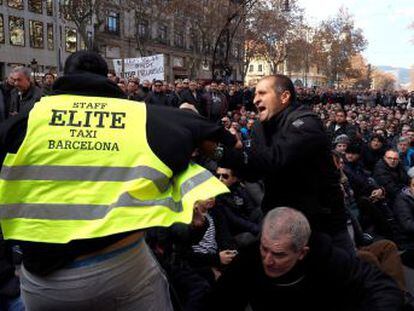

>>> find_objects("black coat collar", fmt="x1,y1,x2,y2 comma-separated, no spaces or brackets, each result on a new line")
52,73,126,99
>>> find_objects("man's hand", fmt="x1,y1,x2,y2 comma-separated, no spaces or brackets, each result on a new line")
228,128,243,149
191,201,206,228
370,188,384,202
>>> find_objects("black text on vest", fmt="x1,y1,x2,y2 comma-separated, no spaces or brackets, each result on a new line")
49,110,126,129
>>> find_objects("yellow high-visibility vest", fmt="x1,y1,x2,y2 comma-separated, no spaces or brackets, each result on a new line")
0,95,228,243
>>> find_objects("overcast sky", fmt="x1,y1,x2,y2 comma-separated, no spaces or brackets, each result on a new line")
299,0,414,68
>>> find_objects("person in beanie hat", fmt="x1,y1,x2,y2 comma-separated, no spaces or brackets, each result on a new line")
333,134,350,154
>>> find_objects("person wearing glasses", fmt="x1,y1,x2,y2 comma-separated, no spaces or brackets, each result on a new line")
215,167,262,246
373,149,409,206
145,80,169,106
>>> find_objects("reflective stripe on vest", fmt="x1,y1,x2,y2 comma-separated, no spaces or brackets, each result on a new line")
0,95,229,243
0,169,212,219
1,165,171,192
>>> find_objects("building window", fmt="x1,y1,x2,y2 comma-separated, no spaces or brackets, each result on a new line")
137,20,149,38
47,23,54,50
46,0,53,16
9,16,25,46
158,24,168,44
258,64,263,72
29,20,43,48
28,0,42,13
0,15,4,44
65,27,77,52
106,11,119,34
8,0,23,9
174,31,184,48
249,64,253,72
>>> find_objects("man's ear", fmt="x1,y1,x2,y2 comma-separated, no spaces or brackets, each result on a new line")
298,246,309,261
281,90,291,105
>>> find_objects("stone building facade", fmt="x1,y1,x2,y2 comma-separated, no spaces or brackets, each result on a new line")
0,0,92,79
94,3,244,83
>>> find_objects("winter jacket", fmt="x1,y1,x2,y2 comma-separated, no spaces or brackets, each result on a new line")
361,144,385,173
344,160,380,198
393,188,414,249
373,159,409,205
208,233,403,311
327,121,358,142
144,91,169,106
220,104,347,235
0,72,235,275
8,84,42,115
216,183,261,236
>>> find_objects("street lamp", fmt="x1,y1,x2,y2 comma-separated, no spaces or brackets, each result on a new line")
29,58,38,82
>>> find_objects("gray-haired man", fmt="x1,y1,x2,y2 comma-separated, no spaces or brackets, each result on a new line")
209,207,403,311
8,66,42,116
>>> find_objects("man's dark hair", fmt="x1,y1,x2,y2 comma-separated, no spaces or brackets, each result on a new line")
346,143,361,155
370,134,385,144
267,74,296,103
43,72,55,81
64,51,108,77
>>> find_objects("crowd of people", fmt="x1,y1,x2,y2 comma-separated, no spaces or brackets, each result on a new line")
0,53,414,311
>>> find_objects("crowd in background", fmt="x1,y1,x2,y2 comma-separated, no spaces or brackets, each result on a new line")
1,66,414,310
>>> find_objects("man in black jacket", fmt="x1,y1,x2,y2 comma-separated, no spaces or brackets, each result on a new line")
0,233,23,310
208,207,403,311
145,80,169,106
8,67,42,116
215,167,262,245
204,74,351,252
0,74,14,121
343,145,398,240
179,80,203,112
361,134,387,173
393,177,414,269
327,109,358,142
373,149,409,206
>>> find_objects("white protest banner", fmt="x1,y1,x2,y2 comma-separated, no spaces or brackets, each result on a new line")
112,54,165,81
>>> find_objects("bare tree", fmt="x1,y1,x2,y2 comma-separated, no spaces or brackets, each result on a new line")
247,0,305,74
243,32,262,80
125,0,176,56
312,7,367,86
60,0,109,51
169,0,258,80
372,68,396,90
